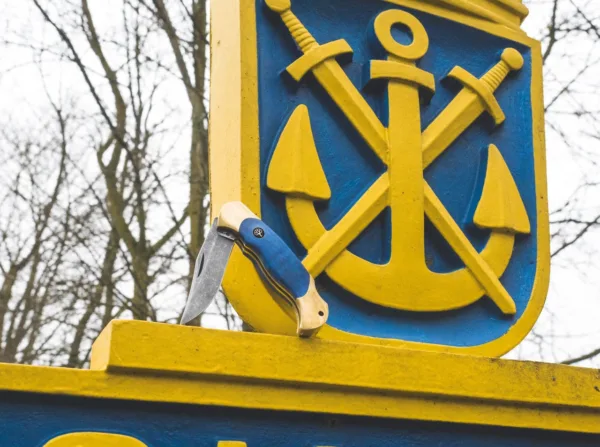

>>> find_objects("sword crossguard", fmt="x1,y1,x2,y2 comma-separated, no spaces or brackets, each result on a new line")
287,40,354,82
446,48,524,125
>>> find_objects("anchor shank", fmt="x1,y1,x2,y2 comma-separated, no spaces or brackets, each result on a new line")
387,57,426,263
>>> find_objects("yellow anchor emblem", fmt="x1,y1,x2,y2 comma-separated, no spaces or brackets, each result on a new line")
265,0,530,314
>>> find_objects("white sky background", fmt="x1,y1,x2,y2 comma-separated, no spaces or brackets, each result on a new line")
508,0,600,366
0,0,599,366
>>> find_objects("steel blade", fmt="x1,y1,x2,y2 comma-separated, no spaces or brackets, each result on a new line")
181,220,235,324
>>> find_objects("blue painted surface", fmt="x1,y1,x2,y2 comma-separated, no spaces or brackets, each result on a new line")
239,218,310,299
2,393,597,446
256,0,538,346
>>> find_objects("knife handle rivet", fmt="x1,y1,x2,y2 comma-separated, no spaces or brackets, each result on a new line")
253,227,265,238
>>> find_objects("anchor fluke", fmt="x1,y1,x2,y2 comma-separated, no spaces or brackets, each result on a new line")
474,144,531,234
267,105,331,201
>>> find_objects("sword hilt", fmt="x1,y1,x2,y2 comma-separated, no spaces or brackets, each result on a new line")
446,48,524,125
481,48,524,91
265,0,318,53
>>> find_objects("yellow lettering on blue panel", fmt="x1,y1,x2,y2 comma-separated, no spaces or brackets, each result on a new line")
44,432,148,446
210,0,548,356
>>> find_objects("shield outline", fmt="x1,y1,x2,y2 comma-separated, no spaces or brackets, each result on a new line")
209,0,549,356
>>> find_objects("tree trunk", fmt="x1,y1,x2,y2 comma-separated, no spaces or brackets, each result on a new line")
189,0,209,284
132,254,150,320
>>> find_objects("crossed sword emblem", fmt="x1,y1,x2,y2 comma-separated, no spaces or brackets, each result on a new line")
265,0,531,314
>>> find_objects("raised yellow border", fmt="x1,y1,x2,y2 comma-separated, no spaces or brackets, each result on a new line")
0,321,597,435
210,0,549,357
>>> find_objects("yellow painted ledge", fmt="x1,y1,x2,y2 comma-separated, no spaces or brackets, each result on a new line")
0,320,598,435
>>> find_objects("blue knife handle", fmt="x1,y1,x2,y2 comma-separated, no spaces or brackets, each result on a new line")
237,217,310,301
217,201,328,337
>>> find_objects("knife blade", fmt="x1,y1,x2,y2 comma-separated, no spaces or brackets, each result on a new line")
180,219,234,325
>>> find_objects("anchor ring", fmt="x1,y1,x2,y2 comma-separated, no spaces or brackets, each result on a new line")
374,10,429,60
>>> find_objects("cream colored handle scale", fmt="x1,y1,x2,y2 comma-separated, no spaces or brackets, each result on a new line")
219,202,329,337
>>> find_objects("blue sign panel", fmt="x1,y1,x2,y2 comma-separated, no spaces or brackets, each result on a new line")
229,0,549,353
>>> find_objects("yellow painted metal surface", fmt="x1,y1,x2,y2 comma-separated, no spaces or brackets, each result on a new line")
0,321,596,435
210,0,549,356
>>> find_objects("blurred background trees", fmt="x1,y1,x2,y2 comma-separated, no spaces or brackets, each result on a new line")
0,0,598,366
0,0,238,366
